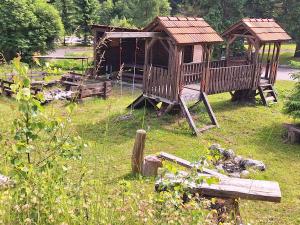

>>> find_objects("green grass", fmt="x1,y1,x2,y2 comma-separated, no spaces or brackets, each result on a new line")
0,81,300,224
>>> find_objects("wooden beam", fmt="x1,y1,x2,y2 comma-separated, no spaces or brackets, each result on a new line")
158,152,228,179
104,32,166,39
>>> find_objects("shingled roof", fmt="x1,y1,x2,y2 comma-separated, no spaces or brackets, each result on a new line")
222,18,292,42
144,17,223,45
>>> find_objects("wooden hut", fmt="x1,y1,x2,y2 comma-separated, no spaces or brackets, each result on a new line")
222,18,292,104
93,17,291,135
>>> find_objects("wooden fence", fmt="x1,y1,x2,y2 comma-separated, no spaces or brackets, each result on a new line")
181,62,205,85
144,65,176,101
207,64,259,95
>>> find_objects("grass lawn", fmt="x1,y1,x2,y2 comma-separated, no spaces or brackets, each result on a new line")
0,80,299,224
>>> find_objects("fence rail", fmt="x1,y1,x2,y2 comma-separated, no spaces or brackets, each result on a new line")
144,65,176,101
207,64,258,95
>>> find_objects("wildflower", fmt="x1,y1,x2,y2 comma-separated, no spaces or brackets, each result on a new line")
22,204,30,212
24,218,32,224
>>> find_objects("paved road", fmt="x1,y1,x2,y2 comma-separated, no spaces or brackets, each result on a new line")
277,67,299,81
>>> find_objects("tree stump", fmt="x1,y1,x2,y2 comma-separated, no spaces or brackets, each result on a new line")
131,129,147,174
142,155,163,177
284,124,300,144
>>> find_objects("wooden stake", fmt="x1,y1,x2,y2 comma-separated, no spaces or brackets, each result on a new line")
131,129,147,174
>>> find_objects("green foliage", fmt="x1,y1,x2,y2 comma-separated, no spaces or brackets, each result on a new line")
74,0,100,44
284,73,300,121
49,59,93,71
110,16,136,29
0,0,64,61
98,0,170,28
53,0,77,36
0,57,87,224
279,0,300,57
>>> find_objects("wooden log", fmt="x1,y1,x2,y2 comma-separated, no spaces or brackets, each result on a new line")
131,129,147,175
142,155,163,177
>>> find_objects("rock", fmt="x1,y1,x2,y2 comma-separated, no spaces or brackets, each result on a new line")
233,156,243,164
223,149,235,159
240,170,250,178
241,159,266,171
215,164,224,171
209,144,221,151
217,148,225,155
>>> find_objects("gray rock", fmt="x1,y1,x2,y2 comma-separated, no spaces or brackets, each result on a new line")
241,159,266,171
234,156,243,164
223,149,235,159
240,170,250,178
215,164,224,171
209,144,221,151
217,148,225,155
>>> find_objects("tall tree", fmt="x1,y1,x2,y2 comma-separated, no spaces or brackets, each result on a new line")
74,0,100,44
279,0,300,57
53,0,76,45
98,0,170,28
0,0,63,61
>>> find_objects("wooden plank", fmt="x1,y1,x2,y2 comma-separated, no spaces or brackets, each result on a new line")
201,92,219,127
158,152,227,179
179,96,199,135
104,32,167,39
157,173,281,203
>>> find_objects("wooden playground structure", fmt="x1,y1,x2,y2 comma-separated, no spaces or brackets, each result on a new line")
93,17,291,135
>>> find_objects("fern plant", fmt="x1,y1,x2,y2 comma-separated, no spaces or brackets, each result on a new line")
284,72,300,123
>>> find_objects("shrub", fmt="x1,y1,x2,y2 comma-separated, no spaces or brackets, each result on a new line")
284,73,300,122
0,57,87,224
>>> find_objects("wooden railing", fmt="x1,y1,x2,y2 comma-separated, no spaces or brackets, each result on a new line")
210,60,227,68
181,62,205,85
144,65,176,101
207,64,259,95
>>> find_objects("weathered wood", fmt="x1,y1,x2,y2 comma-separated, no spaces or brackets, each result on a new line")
131,130,147,175
158,152,227,179
201,92,219,127
179,96,199,136
142,155,163,177
104,32,167,39
156,171,282,203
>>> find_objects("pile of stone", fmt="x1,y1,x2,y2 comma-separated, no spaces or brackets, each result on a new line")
44,89,75,102
209,144,266,178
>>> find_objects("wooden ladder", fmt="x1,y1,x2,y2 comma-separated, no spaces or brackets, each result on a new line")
179,92,219,136
258,84,278,106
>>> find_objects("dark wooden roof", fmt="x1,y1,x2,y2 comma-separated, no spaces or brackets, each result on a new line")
144,17,223,45
222,18,292,42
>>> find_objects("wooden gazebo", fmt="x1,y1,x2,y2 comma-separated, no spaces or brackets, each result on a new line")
222,18,292,104
93,17,291,135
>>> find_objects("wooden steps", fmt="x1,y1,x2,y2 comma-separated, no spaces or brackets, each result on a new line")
258,84,278,106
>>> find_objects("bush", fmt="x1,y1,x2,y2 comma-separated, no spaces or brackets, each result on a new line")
0,57,87,224
284,73,300,122
0,0,64,61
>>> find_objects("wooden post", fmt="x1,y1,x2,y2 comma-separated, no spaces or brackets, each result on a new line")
131,129,147,174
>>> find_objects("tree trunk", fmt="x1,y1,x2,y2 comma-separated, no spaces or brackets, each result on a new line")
294,42,300,58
